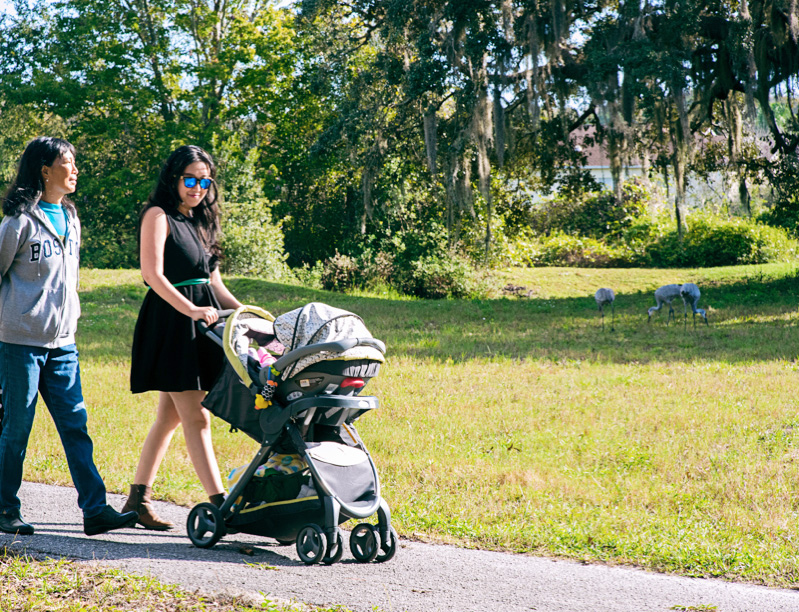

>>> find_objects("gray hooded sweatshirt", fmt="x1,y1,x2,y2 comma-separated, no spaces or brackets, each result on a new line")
0,204,81,348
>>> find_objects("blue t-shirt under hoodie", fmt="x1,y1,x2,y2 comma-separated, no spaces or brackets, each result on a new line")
39,200,68,240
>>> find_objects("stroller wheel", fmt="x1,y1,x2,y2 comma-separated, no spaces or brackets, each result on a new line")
322,530,344,565
349,523,379,563
375,526,399,563
187,502,226,549
296,524,327,565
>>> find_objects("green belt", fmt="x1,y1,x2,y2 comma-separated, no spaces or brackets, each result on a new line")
173,278,211,287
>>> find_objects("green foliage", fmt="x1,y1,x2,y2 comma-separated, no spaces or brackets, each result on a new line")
505,214,798,269
2,0,799,279
219,199,293,281
318,222,494,299
320,252,359,292
758,156,799,232
528,182,650,240
0,0,300,269
292,261,324,290
401,252,493,299
647,216,799,268
80,221,138,269
509,232,641,268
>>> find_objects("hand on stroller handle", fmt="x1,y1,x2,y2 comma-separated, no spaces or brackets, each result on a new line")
196,309,236,333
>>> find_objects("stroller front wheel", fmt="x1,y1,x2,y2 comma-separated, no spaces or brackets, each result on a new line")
349,523,379,563
187,502,226,549
296,523,327,565
322,529,344,565
375,526,399,563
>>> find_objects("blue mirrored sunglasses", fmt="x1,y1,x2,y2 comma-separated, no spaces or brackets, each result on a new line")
181,176,213,189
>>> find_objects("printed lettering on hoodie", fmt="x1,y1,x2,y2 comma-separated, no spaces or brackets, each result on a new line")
30,238,76,262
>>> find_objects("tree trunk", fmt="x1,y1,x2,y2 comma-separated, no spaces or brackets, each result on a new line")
525,13,541,130
423,105,438,174
360,165,374,235
673,149,687,239
608,129,624,203
671,87,690,239
474,91,493,260
494,91,505,168
725,95,751,216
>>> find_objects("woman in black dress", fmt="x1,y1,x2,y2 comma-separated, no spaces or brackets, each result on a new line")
124,145,242,530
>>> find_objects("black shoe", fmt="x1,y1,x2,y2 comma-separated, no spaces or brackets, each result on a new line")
83,505,138,536
0,510,34,535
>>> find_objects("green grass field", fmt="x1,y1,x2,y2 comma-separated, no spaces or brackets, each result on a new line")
22,263,799,587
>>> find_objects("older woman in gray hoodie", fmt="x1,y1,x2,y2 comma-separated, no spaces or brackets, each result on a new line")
0,137,137,537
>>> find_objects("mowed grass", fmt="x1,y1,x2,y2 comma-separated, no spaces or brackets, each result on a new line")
22,263,799,587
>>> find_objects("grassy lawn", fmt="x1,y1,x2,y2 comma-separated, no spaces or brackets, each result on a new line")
22,263,799,587
0,549,350,611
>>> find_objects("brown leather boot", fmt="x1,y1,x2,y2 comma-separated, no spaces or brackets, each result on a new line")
121,484,175,531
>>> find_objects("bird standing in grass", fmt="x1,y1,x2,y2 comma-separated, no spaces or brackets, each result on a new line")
594,288,615,331
648,284,682,324
680,282,708,327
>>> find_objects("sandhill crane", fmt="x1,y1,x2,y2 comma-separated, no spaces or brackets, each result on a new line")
648,284,682,324
594,288,615,331
680,282,708,327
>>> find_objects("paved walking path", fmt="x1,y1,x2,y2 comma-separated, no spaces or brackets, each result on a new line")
2,482,798,612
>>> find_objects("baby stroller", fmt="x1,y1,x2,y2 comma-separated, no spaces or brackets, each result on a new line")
188,302,397,565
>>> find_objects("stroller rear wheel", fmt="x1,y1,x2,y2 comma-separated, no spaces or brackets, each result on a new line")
296,523,327,565
187,503,226,549
349,523,379,563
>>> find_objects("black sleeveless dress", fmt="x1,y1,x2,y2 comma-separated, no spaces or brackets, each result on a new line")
130,208,224,393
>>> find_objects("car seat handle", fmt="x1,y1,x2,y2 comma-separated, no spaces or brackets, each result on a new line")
265,337,385,384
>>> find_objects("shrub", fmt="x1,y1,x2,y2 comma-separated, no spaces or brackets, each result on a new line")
80,225,138,268
758,156,799,232
516,232,642,268
528,181,650,240
317,222,495,299
220,199,294,281
647,216,799,267
291,261,324,289
507,215,798,269
320,252,359,291
400,252,492,299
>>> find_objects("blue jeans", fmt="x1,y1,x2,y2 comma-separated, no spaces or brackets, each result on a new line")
0,342,107,518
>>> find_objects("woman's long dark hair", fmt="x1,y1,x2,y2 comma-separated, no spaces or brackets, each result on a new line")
2,137,77,217
140,145,221,260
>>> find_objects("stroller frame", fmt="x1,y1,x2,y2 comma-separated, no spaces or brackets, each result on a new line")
187,309,397,565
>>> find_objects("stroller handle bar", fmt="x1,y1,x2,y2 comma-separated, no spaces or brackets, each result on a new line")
196,309,237,341
266,337,386,383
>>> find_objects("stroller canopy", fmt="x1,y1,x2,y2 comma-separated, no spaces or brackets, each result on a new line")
274,302,385,380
